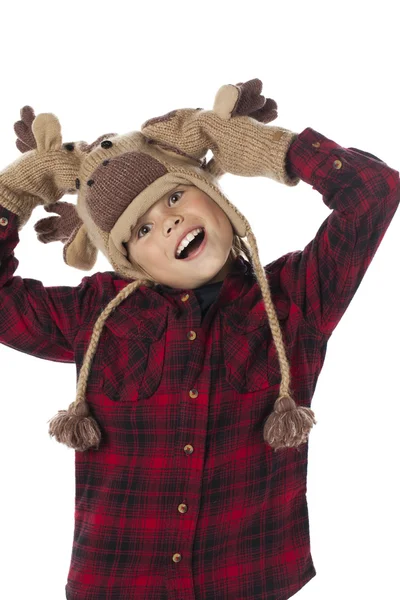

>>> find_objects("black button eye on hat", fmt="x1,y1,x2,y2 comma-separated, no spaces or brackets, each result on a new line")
64,143,75,151
101,140,113,148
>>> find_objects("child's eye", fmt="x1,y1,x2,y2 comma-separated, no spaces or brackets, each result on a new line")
137,191,183,238
168,190,183,206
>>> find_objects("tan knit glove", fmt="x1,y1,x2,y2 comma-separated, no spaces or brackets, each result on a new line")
141,78,300,186
0,106,86,230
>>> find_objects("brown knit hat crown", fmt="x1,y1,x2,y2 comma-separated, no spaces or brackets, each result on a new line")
28,78,317,452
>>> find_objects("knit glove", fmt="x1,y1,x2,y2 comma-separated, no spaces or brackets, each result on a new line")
141,78,300,186
0,106,86,230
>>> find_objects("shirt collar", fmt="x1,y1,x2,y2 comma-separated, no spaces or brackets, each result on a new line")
156,255,252,294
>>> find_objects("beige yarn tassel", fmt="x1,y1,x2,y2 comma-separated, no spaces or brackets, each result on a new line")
48,400,102,452
263,395,317,451
48,278,147,451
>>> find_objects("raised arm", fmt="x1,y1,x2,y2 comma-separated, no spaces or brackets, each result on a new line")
0,204,103,362
0,106,101,361
272,127,400,339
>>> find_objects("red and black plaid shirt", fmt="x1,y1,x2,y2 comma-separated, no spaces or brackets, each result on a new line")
1,127,399,600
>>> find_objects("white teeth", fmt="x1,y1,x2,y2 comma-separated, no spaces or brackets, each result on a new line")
176,228,203,258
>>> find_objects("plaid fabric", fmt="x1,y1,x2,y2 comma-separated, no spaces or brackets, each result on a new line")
1,127,399,600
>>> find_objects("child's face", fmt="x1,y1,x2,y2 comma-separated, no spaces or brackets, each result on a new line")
125,184,235,289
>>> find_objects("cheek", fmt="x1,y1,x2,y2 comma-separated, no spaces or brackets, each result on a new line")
220,218,234,242
131,240,164,267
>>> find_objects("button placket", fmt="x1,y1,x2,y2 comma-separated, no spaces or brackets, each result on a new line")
174,291,199,566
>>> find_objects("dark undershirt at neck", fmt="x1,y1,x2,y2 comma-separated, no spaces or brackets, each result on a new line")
163,279,224,318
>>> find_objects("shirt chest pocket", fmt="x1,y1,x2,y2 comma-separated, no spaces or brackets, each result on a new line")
95,309,168,403
222,301,288,393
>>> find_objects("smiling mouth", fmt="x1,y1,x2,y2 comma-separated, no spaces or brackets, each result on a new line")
176,228,206,260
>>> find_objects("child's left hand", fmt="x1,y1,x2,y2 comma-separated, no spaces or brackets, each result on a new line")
141,78,300,186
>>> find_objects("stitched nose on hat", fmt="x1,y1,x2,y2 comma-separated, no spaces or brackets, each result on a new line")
86,151,168,232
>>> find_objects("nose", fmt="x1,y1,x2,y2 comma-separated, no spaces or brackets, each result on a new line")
166,217,181,234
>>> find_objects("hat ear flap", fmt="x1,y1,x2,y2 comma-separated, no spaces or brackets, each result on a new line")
63,224,98,270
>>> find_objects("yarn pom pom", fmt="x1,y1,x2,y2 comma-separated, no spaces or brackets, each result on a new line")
263,395,317,451
48,399,101,452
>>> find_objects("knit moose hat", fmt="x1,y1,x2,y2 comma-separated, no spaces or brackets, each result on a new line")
3,78,317,452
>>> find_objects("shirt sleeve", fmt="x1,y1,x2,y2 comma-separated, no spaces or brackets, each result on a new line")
276,127,400,339
0,205,101,363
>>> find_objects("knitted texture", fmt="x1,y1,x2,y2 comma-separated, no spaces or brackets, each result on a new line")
142,108,298,183
34,200,83,244
0,107,85,229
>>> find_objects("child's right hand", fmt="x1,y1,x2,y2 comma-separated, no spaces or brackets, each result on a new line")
0,106,87,229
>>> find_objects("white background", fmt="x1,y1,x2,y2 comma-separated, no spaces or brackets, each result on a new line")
0,1,399,598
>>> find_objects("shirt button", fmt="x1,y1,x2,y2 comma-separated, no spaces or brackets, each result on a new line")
172,553,182,563
181,293,190,302
0,217,9,226
333,159,343,169
187,330,197,340
189,389,198,398
178,503,188,514
312,141,321,148
184,444,194,455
